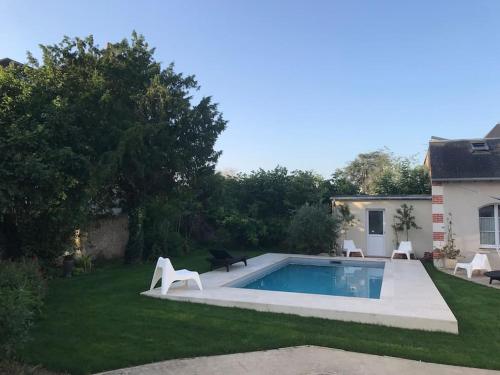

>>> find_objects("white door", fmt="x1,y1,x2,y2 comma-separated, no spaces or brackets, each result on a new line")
366,209,385,256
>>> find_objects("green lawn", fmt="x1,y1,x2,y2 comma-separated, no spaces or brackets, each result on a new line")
21,251,500,374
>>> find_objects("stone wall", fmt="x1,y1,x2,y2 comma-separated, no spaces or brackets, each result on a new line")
82,214,129,259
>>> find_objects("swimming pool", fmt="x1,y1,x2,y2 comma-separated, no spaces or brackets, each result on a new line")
230,258,384,299
143,253,458,333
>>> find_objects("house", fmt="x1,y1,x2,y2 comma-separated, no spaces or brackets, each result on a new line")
0,57,22,68
333,124,500,268
426,124,500,267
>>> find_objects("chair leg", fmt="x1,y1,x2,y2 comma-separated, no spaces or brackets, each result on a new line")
226,265,229,272
193,274,203,291
160,279,173,295
243,259,247,266
150,267,162,290
466,267,472,279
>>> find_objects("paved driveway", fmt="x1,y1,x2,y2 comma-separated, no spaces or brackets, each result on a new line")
96,346,500,375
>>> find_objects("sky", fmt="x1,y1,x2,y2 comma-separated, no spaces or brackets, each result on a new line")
2,0,500,177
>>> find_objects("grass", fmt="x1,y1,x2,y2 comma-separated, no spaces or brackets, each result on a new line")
20,250,500,374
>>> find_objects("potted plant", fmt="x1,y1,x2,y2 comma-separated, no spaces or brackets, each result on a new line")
441,213,460,269
74,253,93,274
333,204,357,256
432,248,444,268
62,250,75,278
393,204,421,244
392,204,421,258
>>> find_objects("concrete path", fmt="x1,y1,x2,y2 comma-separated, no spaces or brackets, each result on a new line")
96,346,500,375
441,268,500,289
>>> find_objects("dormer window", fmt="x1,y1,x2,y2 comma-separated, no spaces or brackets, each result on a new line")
471,141,489,152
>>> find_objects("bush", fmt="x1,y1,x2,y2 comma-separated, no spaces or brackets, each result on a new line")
287,204,340,255
0,260,45,358
0,359,55,375
143,199,187,261
219,213,266,247
74,253,93,274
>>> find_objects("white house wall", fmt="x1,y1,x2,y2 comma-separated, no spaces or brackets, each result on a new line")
441,181,500,267
336,199,433,258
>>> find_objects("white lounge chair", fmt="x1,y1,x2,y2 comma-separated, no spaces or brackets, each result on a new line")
343,240,365,258
391,241,413,260
150,257,203,295
454,253,492,279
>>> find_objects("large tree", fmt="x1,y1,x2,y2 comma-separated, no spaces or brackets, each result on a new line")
372,158,430,195
343,150,392,194
341,151,430,196
0,33,226,262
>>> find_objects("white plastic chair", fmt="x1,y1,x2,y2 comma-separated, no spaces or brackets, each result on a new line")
150,257,203,295
454,253,492,279
391,241,413,260
343,240,365,258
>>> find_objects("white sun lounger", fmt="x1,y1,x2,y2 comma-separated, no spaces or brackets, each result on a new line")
454,253,492,279
150,257,203,295
391,241,413,260
343,240,365,258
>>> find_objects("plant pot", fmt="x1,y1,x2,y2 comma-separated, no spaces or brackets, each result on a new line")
444,258,457,270
63,258,74,278
433,258,444,269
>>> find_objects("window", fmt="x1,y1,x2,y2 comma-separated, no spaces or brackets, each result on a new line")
479,205,500,247
471,141,489,152
368,210,384,235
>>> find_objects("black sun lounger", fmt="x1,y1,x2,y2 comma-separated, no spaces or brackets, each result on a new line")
207,249,247,272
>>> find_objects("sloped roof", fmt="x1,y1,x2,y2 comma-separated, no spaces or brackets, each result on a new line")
428,138,500,181
485,123,500,138
0,58,22,68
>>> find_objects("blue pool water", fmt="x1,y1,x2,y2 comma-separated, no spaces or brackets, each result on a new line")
233,259,384,299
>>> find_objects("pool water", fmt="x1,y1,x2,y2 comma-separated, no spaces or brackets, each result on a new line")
234,259,384,299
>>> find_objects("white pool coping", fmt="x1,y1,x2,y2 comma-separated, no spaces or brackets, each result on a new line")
141,253,458,334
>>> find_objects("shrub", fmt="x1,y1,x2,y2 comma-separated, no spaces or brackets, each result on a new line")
220,213,267,247
74,253,93,274
441,213,460,259
0,260,45,358
287,204,340,255
0,359,54,375
143,199,187,261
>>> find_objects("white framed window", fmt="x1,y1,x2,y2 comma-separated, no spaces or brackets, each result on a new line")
479,204,500,248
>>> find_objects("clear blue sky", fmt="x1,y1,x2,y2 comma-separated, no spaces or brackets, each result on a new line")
2,0,500,176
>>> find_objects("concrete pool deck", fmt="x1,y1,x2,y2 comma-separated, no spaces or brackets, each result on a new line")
141,253,458,334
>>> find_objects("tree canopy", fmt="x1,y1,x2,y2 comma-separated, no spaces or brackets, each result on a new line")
336,150,430,196
0,33,226,261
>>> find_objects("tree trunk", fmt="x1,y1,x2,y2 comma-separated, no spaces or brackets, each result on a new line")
0,213,22,259
125,206,145,263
